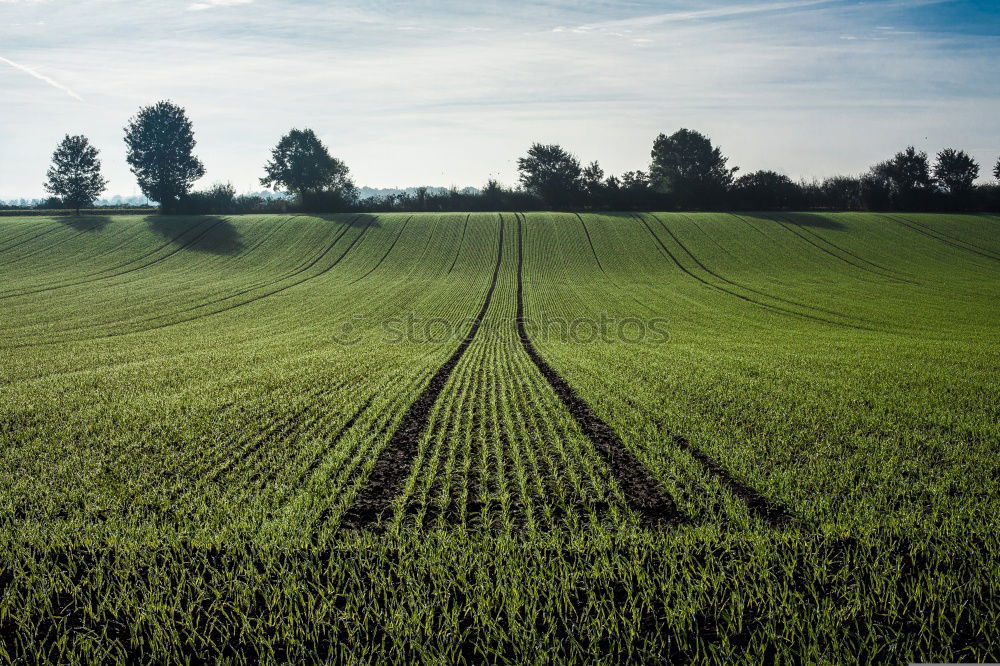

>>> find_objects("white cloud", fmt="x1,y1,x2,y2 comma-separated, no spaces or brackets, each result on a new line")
0,0,997,198
188,0,251,11
563,0,836,33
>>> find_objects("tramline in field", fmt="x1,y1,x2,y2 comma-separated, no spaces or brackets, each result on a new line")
0,211,998,663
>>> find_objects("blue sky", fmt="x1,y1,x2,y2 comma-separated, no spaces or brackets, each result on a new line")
1,0,998,198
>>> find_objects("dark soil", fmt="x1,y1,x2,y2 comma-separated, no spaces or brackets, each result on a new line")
342,217,506,528
513,213,684,527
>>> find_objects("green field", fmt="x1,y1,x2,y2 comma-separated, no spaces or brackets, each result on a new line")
1,211,998,663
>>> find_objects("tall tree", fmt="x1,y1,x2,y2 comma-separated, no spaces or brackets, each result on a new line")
869,146,932,209
260,128,356,210
124,101,205,213
649,129,737,209
933,149,979,200
582,161,605,206
43,134,107,215
994,157,1000,181
516,143,582,208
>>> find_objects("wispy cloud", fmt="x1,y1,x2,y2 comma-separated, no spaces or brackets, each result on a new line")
553,0,835,33
0,55,83,101
0,0,997,198
188,0,252,11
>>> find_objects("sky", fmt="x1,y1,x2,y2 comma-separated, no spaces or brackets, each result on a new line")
1,0,999,199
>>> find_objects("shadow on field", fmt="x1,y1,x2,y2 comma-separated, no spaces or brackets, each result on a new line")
770,212,846,230
146,216,244,255
59,216,112,232
314,213,381,228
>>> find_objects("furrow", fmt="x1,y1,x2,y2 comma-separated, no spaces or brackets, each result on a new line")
342,215,504,528
515,213,684,527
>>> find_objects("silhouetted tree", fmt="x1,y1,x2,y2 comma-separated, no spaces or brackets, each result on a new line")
731,170,801,210
43,134,107,215
819,176,862,210
37,196,66,210
649,129,737,209
582,161,605,206
260,128,355,211
994,157,1000,181
517,143,583,208
482,179,504,210
933,149,979,208
177,182,237,214
124,101,205,213
869,147,933,210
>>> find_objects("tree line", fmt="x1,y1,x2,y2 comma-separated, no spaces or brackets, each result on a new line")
39,100,1000,215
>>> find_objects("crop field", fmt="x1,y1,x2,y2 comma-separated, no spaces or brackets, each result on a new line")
0,211,998,663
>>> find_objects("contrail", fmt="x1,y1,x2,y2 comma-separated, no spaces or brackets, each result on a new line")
0,55,84,102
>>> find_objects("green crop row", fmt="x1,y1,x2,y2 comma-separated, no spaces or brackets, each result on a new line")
1,211,997,663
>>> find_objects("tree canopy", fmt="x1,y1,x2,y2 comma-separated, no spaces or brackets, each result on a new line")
43,134,107,215
875,147,932,193
649,129,737,209
517,143,582,208
124,101,205,212
731,170,801,210
933,149,979,200
260,129,356,210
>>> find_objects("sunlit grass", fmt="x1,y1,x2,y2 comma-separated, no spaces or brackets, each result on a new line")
1,212,997,663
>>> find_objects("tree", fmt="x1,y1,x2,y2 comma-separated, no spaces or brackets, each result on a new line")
260,128,356,211
820,176,862,210
649,129,737,209
582,161,605,207
731,170,802,210
516,143,582,208
933,149,979,203
994,157,1000,182
124,101,205,213
869,146,932,209
177,182,237,215
43,134,107,215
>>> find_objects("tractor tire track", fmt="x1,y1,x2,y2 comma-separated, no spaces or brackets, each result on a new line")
779,214,917,280
683,215,739,260
4,215,318,337
0,225,101,268
515,213,684,527
0,217,224,300
576,213,604,272
445,213,472,275
447,214,470,274
882,214,1000,262
0,224,67,258
768,213,920,283
653,214,883,321
575,213,655,314
5,217,377,349
636,214,869,330
768,214,918,285
342,215,505,529
348,216,413,285
0,223,49,249
887,213,1000,259
132,216,357,322
621,396,795,528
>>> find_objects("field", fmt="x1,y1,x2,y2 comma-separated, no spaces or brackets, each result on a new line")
1,211,998,664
